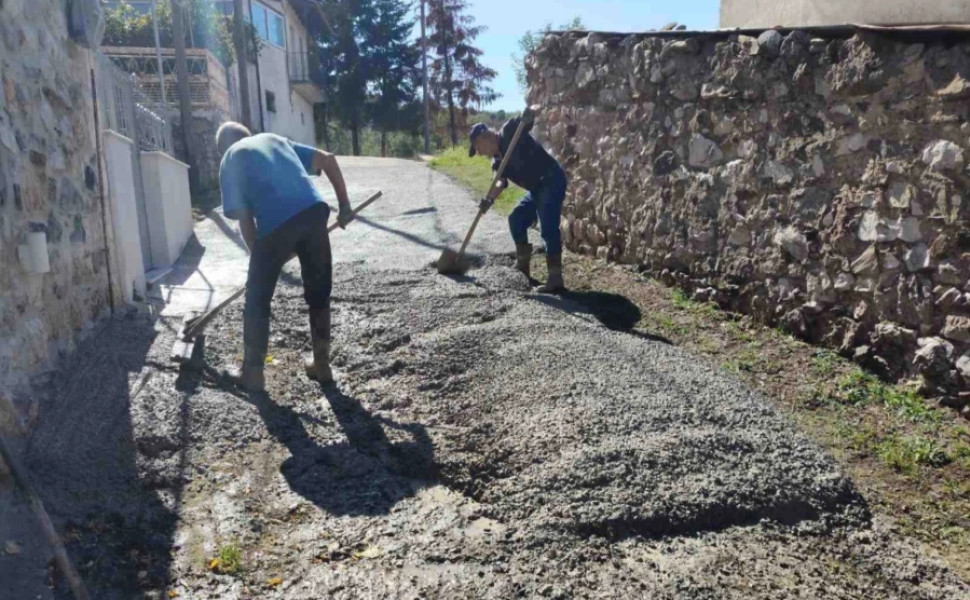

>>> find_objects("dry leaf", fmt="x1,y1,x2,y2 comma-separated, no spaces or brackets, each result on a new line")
209,558,221,571
265,354,275,365
267,577,283,587
168,592,179,599
352,544,382,560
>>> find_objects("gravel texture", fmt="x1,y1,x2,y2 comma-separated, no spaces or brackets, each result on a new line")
7,260,968,598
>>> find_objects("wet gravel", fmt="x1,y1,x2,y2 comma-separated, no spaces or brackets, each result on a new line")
7,261,970,599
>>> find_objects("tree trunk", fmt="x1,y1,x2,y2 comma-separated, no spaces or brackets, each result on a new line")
351,110,361,156
171,0,198,194
231,0,251,128
321,103,331,151
444,48,457,146
380,129,387,157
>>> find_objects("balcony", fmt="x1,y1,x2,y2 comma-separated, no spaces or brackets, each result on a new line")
287,51,325,104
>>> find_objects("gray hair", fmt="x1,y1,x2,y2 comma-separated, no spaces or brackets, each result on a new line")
216,121,252,157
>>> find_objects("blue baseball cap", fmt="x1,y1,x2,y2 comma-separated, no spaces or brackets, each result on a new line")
468,123,488,157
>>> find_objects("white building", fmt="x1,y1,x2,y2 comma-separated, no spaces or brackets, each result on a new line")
106,0,324,145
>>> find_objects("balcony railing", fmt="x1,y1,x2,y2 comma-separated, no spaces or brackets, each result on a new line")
287,51,325,103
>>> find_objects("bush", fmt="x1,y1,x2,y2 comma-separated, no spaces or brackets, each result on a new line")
102,0,258,67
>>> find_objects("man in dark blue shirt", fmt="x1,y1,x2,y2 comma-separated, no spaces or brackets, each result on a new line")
468,111,568,292
216,122,353,391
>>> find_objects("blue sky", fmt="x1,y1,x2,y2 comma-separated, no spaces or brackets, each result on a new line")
457,0,721,111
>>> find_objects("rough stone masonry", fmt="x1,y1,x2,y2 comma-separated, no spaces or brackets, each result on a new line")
527,29,970,407
0,0,116,424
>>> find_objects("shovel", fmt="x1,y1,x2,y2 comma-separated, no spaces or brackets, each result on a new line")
436,108,534,275
170,191,383,365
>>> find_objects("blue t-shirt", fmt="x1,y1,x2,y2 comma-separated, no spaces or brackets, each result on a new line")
219,133,328,237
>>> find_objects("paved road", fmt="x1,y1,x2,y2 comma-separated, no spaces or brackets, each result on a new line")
153,157,522,315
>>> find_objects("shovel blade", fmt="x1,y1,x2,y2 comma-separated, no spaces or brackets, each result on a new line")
436,248,469,275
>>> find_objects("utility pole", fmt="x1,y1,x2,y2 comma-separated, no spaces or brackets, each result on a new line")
420,0,430,154
151,0,167,106
171,0,198,193
232,0,252,128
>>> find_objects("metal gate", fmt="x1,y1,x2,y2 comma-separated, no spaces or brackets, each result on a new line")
95,52,174,271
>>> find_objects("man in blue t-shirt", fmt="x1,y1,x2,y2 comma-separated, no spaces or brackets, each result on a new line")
468,107,568,293
216,121,353,391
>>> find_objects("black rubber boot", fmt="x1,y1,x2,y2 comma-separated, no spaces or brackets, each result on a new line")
515,243,532,278
304,303,334,383
536,253,565,294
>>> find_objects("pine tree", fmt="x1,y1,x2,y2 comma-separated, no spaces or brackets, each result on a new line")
364,0,420,156
426,0,497,146
317,0,373,155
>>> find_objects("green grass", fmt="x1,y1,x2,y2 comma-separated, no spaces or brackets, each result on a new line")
877,435,950,476
830,371,937,422
428,147,525,215
213,543,242,575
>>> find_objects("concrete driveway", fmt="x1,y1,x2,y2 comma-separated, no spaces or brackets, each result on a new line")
152,157,518,316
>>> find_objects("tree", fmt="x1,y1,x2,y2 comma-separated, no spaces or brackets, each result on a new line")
317,0,371,155
425,0,497,146
364,0,420,156
511,17,583,94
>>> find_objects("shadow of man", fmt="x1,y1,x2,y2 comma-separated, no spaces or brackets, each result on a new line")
530,290,674,345
242,386,436,517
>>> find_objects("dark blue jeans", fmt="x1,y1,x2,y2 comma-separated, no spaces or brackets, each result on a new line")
508,166,567,255
243,203,332,369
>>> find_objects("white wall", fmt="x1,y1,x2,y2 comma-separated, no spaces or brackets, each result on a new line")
140,151,194,268
255,0,318,145
720,0,970,28
103,131,147,303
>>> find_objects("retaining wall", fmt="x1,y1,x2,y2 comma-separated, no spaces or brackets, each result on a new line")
527,30,970,404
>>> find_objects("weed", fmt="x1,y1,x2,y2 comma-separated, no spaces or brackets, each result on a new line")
811,349,841,377
830,371,937,422
212,543,242,575
671,288,693,310
877,435,950,476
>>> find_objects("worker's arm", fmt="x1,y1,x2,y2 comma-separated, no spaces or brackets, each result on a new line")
238,211,257,253
312,150,353,228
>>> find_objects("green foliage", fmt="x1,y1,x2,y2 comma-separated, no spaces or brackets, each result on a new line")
877,435,950,476
425,0,499,145
102,0,256,67
429,147,524,214
831,371,937,422
512,17,583,93
212,542,242,575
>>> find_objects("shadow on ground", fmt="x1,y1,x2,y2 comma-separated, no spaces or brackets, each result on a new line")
7,313,180,600
530,289,673,345
238,385,437,517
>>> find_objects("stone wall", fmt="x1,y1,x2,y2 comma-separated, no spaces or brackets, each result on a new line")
0,1,116,416
528,30,970,404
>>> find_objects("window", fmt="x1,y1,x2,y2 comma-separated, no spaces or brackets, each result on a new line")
249,1,285,48
265,91,276,113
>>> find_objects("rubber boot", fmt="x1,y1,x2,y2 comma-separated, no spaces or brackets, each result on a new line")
536,253,565,294
222,365,265,392
515,243,532,278
304,304,334,383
